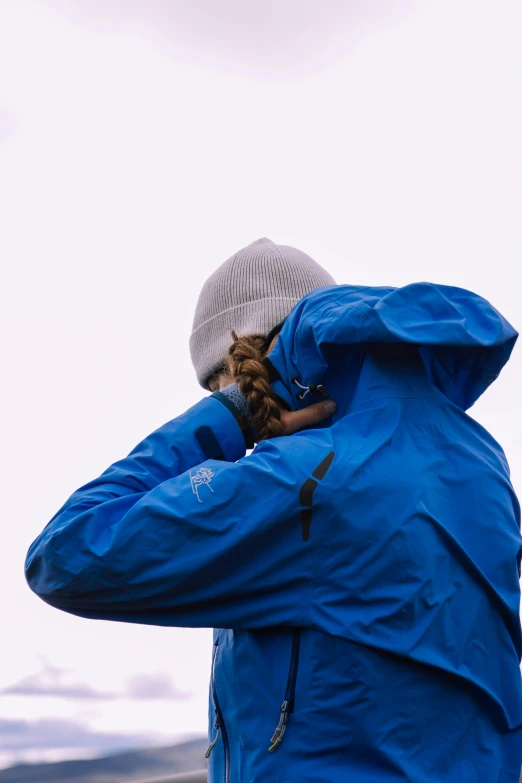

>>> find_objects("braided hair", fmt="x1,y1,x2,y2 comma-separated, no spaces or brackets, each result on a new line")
227,331,285,441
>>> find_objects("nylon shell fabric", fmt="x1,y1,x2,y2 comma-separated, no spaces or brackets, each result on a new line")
25,282,522,782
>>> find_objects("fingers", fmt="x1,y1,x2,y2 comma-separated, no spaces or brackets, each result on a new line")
281,400,337,435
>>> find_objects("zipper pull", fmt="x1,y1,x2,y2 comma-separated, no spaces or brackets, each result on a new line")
205,716,221,758
268,700,290,753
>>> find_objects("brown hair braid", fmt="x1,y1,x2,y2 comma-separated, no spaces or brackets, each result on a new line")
227,332,285,441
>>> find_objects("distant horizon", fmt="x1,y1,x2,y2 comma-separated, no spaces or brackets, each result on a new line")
0,735,208,780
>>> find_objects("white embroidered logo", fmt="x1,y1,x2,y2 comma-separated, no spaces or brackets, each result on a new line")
190,467,215,502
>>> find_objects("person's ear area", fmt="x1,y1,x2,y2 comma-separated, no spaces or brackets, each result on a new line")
207,372,234,392
217,372,234,390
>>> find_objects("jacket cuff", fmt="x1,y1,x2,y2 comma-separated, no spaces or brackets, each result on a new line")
189,395,247,462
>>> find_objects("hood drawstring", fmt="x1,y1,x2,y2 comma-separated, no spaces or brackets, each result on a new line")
291,377,329,401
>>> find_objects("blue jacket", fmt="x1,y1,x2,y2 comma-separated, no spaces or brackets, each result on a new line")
26,283,522,782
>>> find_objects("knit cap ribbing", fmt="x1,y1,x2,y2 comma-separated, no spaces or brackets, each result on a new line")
190,237,336,389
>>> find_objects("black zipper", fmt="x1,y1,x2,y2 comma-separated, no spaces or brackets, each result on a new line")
205,641,230,783
268,629,301,752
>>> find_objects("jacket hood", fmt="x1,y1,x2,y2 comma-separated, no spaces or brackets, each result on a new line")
267,282,518,412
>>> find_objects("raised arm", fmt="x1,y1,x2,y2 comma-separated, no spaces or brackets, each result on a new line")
25,394,334,630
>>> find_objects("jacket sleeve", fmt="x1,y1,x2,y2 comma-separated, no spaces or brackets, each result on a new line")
25,395,329,629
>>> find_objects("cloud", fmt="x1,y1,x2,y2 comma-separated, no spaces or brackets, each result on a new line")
1,663,118,701
125,672,190,701
1,663,190,701
43,0,416,78
0,716,165,751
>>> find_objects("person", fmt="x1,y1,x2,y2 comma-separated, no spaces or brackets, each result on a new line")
25,237,522,782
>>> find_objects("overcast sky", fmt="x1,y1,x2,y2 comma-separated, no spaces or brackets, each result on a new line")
1,0,521,770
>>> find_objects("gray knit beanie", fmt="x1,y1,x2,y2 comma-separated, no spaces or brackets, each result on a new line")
190,237,336,389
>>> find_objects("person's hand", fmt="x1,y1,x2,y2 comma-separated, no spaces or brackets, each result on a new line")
264,332,337,434
211,332,338,436
279,399,337,435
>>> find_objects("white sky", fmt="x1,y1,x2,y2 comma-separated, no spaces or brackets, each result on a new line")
1,0,521,770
